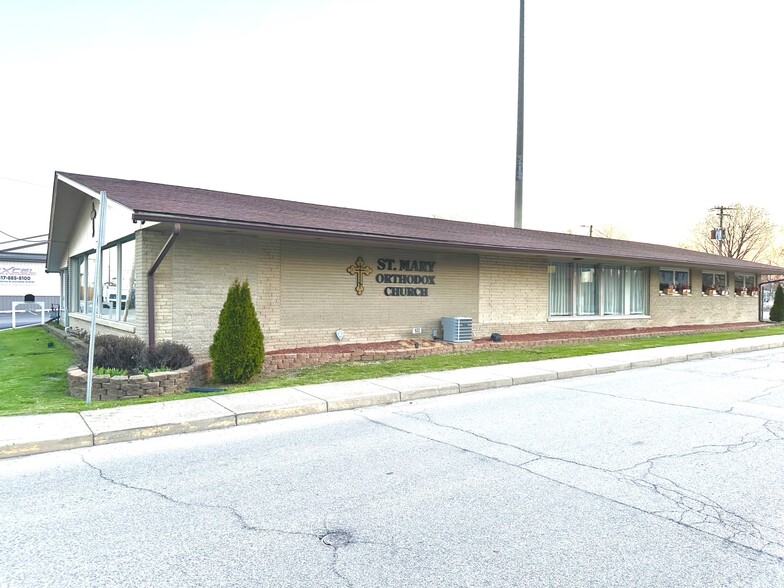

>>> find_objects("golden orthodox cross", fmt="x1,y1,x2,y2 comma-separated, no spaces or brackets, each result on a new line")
346,257,373,295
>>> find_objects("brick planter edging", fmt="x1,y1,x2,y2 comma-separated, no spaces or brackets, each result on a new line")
263,346,449,373
261,323,773,373
67,362,212,401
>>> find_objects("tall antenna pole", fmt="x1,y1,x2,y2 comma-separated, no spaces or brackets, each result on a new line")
513,0,525,228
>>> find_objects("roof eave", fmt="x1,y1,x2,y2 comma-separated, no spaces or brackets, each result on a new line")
131,211,784,274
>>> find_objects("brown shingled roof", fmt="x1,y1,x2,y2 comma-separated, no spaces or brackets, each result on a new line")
57,172,784,274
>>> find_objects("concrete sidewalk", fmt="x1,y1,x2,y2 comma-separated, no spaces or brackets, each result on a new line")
3,335,784,459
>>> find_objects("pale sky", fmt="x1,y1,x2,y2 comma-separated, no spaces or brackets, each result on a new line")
2,0,783,248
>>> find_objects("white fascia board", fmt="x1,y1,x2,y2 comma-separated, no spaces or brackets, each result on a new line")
55,173,135,215
55,173,101,198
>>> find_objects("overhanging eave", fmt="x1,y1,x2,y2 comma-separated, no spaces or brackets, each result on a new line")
131,211,784,275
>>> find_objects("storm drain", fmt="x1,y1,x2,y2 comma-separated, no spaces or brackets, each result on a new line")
320,531,351,547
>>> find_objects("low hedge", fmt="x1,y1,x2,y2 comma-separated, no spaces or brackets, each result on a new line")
79,335,194,375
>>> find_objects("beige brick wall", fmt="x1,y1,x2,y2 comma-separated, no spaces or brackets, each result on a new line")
163,230,279,359
478,255,549,325
474,258,760,338
276,241,479,350
131,229,480,357
93,230,761,359
649,267,759,326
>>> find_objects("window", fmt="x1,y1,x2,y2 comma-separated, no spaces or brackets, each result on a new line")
548,263,572,316
69,238,136,323
577,264,598,315
702,271,727,295
548,262,648,318
629,268,647,314
734,273,756,295
659,268,690,293
602,265,624,315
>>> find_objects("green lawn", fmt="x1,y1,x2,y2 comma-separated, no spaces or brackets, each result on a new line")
2,324,784,416
0,327,82,415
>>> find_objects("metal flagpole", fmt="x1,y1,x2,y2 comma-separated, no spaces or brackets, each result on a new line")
514,0,525,228
85,191,108,404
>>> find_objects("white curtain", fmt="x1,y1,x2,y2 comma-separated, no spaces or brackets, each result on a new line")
603,266,624,315
548,264,572,315
577,265,597,315
629,268,647,314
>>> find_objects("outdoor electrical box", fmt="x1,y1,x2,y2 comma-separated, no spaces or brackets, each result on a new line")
442,317,473,343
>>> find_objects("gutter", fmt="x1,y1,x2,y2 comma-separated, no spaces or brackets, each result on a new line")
131,211,784,275
147,223,181,348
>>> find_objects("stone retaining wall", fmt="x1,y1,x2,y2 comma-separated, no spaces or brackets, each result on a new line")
262,323,772,373
263,345,449,373
67,362,211,401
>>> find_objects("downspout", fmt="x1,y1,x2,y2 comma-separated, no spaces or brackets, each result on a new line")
147,224,181,348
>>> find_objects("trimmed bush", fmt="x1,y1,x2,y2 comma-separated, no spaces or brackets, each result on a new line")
210,279,265,383
79,335,195,374
82,335,146,373
148,340,195,370
770,285,784,322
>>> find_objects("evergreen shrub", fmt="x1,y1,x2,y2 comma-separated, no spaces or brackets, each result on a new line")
770,285,784,322
210,279,265,383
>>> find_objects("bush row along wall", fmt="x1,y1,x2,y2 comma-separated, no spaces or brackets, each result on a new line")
67,362,211,401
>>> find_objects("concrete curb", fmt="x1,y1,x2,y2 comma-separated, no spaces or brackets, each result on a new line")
2,335,784,459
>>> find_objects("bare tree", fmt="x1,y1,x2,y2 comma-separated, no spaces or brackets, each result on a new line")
593,225,628,240
572,225,627,238
681,203,776,261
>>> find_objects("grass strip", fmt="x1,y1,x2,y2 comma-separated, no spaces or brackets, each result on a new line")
1,324,784,416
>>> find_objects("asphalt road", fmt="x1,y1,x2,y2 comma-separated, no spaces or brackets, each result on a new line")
2,348,783,587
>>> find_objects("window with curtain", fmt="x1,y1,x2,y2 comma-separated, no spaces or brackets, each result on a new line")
602,265,624,315
577,264,598,315
629,268,648,314
549,262,649,318
548,263,572,316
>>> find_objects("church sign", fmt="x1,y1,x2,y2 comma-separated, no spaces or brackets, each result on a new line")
346,256,436,297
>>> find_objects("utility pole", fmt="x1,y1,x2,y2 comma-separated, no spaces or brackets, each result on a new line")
581,224,593,237
711,205,734,256
513,0,524,228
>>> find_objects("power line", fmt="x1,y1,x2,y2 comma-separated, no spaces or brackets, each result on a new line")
0,175,47,188
0,230,47,243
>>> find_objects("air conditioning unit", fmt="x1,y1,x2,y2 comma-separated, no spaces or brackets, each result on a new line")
442,316,472,343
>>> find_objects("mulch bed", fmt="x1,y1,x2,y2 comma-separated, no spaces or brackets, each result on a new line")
267,322,768,356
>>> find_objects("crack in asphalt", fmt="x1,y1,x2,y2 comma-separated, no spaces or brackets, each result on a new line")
765,421,784,440
81,457,407,587
365,411,784,564
80,456,314,540
543,382,736,415
741,380,784,404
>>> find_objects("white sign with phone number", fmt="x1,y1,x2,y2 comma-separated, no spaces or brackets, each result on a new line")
0,267,36,285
